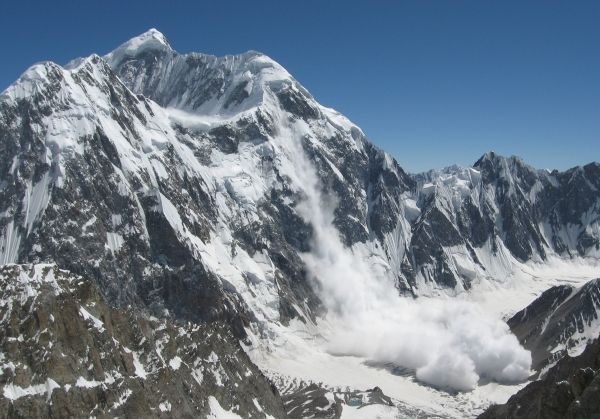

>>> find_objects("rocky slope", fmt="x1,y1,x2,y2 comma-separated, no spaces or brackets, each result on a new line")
411,157,600,289
1,31,598,330
508,278,600,370
479,337,600,419
478,277,600,417
0,28,599,417
0,264,284,418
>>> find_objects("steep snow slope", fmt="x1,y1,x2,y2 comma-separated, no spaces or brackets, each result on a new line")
0,28,599,417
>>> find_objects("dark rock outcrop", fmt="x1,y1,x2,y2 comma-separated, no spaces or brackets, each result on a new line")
508,278,600,370
0,264,285,418
479,337,600,419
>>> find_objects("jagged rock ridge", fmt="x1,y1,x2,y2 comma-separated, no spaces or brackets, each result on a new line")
479,337,600,419
0,28,599,418
508,278,600,370
1,29,598,321
0,264,284,418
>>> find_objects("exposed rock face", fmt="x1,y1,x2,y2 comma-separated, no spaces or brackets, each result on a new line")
0,28,599,418
0,30,600,322
508,278,600,370
0,53,260,339
0,264,284,418
478,337,600,419
1,30,598,326
411,155,600,290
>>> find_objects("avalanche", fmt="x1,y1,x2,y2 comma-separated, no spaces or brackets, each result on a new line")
1,28,599,418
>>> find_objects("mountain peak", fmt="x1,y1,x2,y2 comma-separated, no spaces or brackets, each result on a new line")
127,28,171,49
474,150,527,168
104,30,300,116
142,28,169,42
104,28,173,67
474,150,501,165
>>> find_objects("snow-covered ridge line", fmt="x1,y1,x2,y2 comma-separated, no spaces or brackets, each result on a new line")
504,275,600,371
0,26,598,330
1,27,598,326
0,28,599,417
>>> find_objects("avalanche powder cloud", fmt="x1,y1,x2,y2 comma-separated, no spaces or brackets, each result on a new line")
293,134,532,392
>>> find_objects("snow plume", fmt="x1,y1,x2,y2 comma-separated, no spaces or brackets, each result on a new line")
292,135,531,392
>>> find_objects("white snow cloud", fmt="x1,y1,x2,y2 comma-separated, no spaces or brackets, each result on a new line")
293,139,531,392
322,299,531,391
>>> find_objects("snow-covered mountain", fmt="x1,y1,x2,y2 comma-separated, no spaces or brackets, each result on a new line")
1,29,599,417
508,277,600,370
479,335,600,419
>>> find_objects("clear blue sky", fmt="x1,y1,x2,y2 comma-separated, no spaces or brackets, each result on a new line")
1,1,598,172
